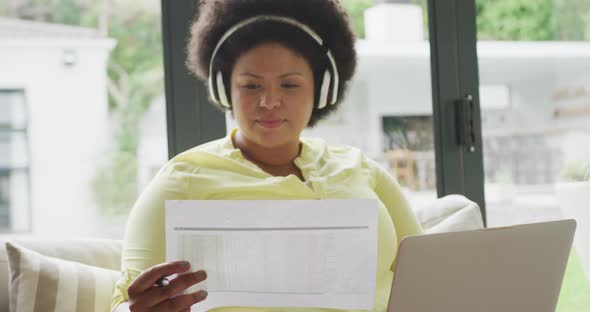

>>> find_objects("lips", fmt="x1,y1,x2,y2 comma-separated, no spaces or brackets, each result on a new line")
257,119,284,128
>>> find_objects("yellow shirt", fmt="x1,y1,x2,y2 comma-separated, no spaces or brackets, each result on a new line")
111,129,423,311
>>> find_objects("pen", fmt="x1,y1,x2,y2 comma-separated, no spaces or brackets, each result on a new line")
155,277,170,288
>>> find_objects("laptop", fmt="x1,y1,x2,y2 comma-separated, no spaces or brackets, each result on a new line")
387,219,576,312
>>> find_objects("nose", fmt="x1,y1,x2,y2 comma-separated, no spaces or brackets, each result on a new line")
258,88,281,110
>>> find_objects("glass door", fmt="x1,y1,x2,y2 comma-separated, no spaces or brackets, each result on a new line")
475,0,590,309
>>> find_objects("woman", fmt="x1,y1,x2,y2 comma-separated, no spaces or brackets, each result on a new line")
111,0,423,311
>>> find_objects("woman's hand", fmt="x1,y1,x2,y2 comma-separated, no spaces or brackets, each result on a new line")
127,261,208,312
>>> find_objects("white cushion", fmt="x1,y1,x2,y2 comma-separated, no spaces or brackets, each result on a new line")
0,237,122,312
414,194,484,233
6,242,120,312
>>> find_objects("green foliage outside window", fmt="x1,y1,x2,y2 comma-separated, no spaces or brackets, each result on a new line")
475,0,590,41
341,0,590,41
476,0,554,40
339,0,373,38
561,160,590,182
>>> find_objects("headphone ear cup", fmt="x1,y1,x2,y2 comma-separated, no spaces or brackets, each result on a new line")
317,70,332,110
208,73,219,105
216,71,231,108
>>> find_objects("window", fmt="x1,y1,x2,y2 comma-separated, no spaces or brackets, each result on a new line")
0,90,30,232
0,171,9,227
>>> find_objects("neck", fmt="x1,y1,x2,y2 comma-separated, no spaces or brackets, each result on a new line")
233,130,301,167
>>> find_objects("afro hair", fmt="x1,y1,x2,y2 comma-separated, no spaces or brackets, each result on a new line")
186,0,357,127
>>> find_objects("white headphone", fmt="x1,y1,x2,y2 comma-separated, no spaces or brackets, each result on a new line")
207,15,340,110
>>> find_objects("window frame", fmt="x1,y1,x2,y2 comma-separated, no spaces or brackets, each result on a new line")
161,0,226,159
427,0,486,225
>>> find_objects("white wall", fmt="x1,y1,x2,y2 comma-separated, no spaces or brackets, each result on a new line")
0,38,114,237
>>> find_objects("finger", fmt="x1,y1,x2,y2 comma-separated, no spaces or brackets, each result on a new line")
127,261,191,298
154,290,208,312
137,270,207,308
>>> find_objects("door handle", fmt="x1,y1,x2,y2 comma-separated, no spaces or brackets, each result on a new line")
455,94,476,153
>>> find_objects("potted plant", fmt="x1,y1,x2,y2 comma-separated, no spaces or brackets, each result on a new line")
556,160,590,282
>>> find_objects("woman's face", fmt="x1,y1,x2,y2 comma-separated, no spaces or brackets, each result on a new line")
230,42,315,149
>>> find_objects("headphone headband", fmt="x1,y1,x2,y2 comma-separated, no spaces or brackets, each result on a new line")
208,15,340,108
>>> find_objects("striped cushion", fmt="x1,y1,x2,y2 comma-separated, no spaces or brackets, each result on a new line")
6,242,120,312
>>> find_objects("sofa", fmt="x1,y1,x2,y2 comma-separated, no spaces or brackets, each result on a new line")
0,195,483,312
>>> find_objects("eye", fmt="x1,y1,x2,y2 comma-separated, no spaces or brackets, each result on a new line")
241,84,261,90
282,83,300,89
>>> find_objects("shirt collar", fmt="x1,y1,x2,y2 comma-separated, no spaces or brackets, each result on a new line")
220,128,322,169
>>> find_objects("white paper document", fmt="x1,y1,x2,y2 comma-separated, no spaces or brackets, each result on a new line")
165,199,378,311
